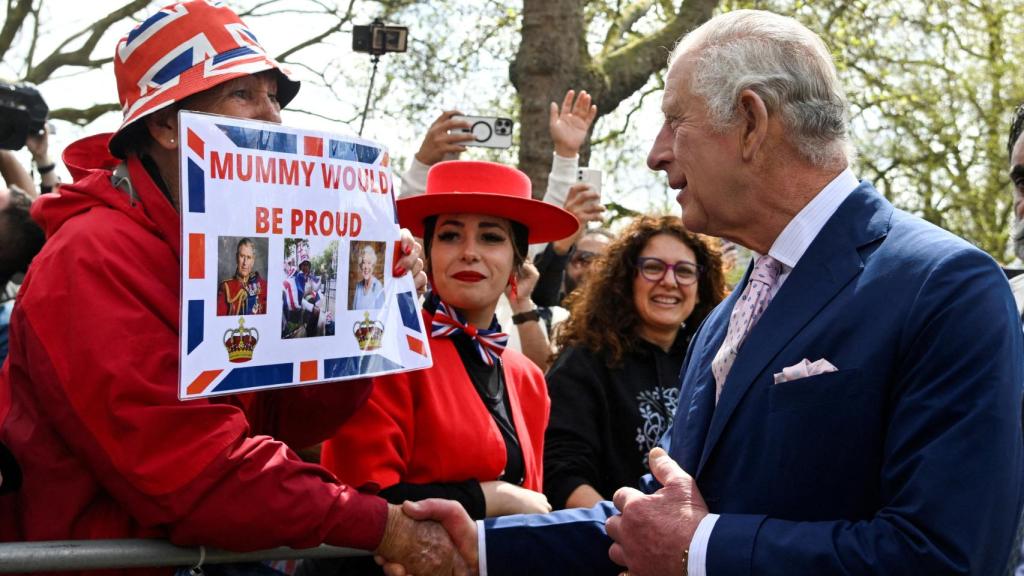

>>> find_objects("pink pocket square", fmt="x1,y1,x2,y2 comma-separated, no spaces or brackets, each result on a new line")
773,358,838,384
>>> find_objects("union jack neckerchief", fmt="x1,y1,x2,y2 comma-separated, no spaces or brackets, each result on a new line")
431,298,508,367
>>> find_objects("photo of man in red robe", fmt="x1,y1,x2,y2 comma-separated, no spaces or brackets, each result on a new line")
217,237,267,316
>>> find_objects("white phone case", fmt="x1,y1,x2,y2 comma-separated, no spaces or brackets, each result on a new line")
451,115,514,149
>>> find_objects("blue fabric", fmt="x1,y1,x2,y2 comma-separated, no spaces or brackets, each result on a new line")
484,503,621,575
484,182,1024,575
0,300,11,367
352,276,385,310
187,299,204,354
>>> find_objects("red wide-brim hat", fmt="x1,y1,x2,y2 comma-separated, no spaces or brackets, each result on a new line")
397,160,580,244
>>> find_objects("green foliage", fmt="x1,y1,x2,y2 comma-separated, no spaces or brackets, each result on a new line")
314,241,339,277
727,0,1024,262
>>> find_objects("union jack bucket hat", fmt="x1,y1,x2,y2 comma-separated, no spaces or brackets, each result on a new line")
109,0,299,157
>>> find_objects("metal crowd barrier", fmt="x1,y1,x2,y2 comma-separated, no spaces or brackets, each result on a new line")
0,539,369,573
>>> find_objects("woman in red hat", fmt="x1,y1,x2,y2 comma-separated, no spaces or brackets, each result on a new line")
316,160,578,574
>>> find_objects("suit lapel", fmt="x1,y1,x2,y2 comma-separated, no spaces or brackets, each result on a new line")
696,183,893,475
674,280,743,473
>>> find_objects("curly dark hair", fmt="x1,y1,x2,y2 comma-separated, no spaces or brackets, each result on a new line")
554,214,727,366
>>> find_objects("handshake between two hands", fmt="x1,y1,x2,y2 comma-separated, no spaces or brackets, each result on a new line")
372,448,709,576
374,499,479,576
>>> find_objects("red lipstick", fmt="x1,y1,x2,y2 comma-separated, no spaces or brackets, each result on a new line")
452,271,485,282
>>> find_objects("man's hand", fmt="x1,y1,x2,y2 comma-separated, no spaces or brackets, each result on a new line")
375,503,470,576
605,448,709,576
549,90,598,158
551,183,603,255
394,230,427,294
379,499,480,576
415,111,475,166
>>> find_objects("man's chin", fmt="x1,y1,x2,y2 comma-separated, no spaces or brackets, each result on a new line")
680,211,707,235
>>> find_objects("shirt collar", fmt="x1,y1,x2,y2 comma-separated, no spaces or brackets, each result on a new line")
765,168,859,270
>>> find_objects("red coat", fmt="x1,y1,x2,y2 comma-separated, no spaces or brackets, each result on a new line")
322,315,549,494
217,274,268,316
0,134,386,573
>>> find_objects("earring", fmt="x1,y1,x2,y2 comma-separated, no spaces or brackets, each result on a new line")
169,137,176,144
508,272,519,301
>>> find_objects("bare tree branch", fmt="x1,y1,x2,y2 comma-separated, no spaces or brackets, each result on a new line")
289,106,361,126
236,0,294,17
595,0,719,112
592,78,662,146
0,0,33,62
601,0,658,57
25,0,41,78
26,0,151,84
276,0,358,61
49,102,121,125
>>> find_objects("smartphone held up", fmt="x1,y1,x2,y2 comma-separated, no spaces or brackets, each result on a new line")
451,115,514,149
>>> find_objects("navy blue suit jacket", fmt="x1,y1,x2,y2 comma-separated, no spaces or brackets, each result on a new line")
484,183,1024,575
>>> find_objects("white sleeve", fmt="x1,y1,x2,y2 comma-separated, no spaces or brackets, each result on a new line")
688,513,720,576
398,157,431,198
528,153,580,259
477,520,488,575
543,153,579,207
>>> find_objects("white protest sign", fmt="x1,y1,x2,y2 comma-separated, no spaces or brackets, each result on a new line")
177,111,432,400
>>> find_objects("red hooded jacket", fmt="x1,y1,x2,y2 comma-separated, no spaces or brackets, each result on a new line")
0,134,387,573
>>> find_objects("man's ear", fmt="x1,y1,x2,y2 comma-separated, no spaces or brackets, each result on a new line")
144,108,179,151
737,89,768,162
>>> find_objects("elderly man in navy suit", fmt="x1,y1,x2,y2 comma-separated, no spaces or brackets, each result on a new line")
378,9,1024,576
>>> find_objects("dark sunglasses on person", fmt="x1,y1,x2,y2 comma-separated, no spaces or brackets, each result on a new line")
636,257,701,285
570,250,599,267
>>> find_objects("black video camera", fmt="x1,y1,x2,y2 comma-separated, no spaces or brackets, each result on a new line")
0,81,47,151
352,18,408,56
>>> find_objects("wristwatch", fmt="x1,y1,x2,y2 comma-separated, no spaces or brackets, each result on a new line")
511,309,541,325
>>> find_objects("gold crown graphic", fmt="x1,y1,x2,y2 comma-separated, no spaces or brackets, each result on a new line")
224,317,260,363
353,312,384,351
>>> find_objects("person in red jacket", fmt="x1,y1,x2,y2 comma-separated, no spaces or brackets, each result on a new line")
312,160,578,575
0,2,465,575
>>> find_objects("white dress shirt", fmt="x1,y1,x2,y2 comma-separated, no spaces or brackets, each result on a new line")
688,167,859,575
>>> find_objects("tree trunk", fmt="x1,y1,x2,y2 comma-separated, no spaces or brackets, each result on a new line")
511,0,592,198
511,0,721,198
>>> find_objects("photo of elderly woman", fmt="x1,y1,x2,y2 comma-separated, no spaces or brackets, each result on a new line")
349,241,386,310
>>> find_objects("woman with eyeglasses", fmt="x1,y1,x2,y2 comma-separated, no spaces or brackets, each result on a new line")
543,214,726,510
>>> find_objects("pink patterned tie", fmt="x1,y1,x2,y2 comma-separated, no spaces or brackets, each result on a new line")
711,255,783,402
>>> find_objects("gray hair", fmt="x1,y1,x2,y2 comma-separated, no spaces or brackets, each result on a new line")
236,237,255,256
359,244,378,266
671,10,851,168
